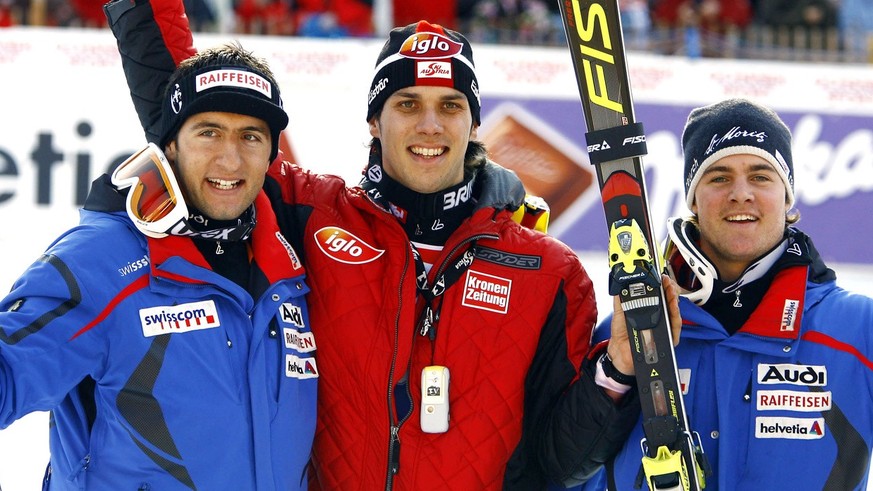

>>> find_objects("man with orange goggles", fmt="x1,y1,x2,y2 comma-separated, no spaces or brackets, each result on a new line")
49,1,683,490
0,42,316,489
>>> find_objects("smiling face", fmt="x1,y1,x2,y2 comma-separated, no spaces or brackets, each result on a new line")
691,153,790,282
164,111,271,220
369,85,477,194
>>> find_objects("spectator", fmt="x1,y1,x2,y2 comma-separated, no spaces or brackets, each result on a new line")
755,0,838,50
837,0,873,59
70,0,108,27
182,0,215,31
295,0,372,36
650,0,752,57
393,0,456,30
467,0,553,44
620,0,652,50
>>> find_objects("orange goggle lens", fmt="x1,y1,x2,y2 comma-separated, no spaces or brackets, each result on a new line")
111,143,188,238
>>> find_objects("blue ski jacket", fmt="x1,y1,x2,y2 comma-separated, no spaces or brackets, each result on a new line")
0,191,316,490
583,229,873,491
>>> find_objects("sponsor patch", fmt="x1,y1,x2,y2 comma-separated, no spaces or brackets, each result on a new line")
780,299,800,331
400,32,463,59
195,69,272,98
118,254,150,277
475,246,541,270
314,226,385,264
275,232,302,270
284,328,316,353
755,416,825,440
757,389,831,412
286,354,319,379
462,269,511,314
678,368,691,395
758,363,827,386
442,180,473,210
416,61,452,80
139,300,219,337
280,302,305,328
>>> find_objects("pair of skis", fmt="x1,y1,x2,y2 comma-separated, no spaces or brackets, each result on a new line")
555,1,709,490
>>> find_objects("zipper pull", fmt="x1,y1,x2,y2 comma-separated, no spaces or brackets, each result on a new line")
389,425,401,475
419,307,433,337
428,310,439,341
733,289,743,308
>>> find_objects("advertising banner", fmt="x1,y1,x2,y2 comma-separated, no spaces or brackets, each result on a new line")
2,28,871,272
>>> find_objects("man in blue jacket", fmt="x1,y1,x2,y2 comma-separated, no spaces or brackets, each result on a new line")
582,98,873,490
0,42,316,489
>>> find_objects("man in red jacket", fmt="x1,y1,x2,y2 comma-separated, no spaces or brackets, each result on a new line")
100,1,679,488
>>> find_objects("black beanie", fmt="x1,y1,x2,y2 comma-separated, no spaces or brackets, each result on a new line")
161,65,289,162
366,20,481,125
681,98,794,209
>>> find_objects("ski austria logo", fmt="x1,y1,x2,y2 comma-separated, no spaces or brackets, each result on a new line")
462,269,511,314
416,61,452,80
286,354,318,379
139,300,220,337
314,226,385,264
400,32,463,60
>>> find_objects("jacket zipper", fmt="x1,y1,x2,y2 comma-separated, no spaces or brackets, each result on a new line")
383,232,497,490
385,245,411,491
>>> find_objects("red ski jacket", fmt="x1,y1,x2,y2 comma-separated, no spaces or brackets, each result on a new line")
103,0,644,487
265,159,619,489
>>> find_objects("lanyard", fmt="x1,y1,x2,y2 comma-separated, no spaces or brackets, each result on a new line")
413,243,476,341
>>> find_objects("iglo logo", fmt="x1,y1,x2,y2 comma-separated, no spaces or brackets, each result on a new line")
400,32,462,59
314,226,385,264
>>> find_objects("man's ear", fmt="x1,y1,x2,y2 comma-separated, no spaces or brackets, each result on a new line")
164,141,177,161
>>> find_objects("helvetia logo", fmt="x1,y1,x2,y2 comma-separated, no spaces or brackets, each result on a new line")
286,354,319,379
755,416,824,440
314,226,385,264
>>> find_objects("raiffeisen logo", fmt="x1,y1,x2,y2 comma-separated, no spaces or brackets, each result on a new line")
314,226,385,264
400,32,462,59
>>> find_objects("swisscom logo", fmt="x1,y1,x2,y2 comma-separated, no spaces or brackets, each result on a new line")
314,226,385,264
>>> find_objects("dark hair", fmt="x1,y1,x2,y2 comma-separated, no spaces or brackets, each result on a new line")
169,42,279,86
161,42,288,161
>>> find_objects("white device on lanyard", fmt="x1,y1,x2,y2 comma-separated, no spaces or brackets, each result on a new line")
421,365,450,433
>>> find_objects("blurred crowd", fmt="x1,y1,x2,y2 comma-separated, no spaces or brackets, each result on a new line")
2,0,872,61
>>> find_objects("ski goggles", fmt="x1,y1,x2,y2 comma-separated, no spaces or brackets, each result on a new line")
662,217,715,305
110,143,188,238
